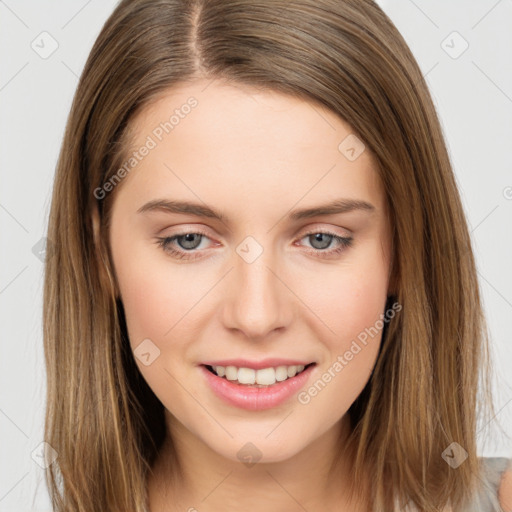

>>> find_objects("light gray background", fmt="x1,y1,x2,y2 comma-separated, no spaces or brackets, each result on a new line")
1,1,511,510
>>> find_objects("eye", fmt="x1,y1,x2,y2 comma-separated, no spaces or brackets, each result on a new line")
297,230,353,258
155,228,353,260
155,230,213,261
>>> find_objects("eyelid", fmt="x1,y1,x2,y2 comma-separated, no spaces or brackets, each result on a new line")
156,224,353,262
158,223,351,243
298,223,352,237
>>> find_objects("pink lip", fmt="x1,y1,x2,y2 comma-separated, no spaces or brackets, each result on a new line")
201,358,314,370
200,363,316,411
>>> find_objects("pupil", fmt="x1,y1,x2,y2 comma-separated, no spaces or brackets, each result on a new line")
179,233,201,249
311,233,331,249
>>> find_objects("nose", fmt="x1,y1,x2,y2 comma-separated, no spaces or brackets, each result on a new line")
221,246,294,340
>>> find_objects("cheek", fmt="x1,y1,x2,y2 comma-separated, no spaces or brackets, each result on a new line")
294,276,387,421
110,218,176,344
112,242,208,407
114,232,390,352
114,247,202,348
294,242,390,350
291,242,389,412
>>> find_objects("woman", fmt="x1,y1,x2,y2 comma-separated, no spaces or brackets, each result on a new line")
42,0,511,510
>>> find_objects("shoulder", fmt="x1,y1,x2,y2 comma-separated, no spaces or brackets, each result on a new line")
498,460,512,511
478,456,512,511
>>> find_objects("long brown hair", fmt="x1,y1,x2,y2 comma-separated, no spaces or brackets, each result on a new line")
43,0,500,510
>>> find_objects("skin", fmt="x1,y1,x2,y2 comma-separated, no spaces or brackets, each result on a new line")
108,78,393,511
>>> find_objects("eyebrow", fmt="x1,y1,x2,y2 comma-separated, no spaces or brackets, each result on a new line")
137,198,375,223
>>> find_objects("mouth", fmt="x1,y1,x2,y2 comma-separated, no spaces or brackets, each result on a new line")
203,362,316,387
200,362,317,410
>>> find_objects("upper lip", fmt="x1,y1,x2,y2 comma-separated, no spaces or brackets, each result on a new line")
201,358,315,370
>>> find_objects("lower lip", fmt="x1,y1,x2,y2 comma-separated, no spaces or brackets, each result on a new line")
199,364,316,411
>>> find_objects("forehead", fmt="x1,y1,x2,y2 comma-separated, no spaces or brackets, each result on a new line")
116,79,386,219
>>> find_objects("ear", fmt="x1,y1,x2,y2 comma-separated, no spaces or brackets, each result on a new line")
91,203,120,300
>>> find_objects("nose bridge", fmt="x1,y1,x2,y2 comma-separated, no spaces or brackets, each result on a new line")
222,235,292,338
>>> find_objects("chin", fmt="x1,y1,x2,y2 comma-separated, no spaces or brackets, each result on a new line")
209,433,306,466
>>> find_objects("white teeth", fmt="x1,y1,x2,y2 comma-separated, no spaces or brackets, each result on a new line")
238,367,256,384
225,366,238,381
287,365,297,378
211,364,310,386
275,366,289,382
256,367,276,385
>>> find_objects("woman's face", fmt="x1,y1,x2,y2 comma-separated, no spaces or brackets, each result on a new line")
108,79,392,464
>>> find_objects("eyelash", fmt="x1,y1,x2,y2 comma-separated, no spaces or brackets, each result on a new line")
155,229,353,261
